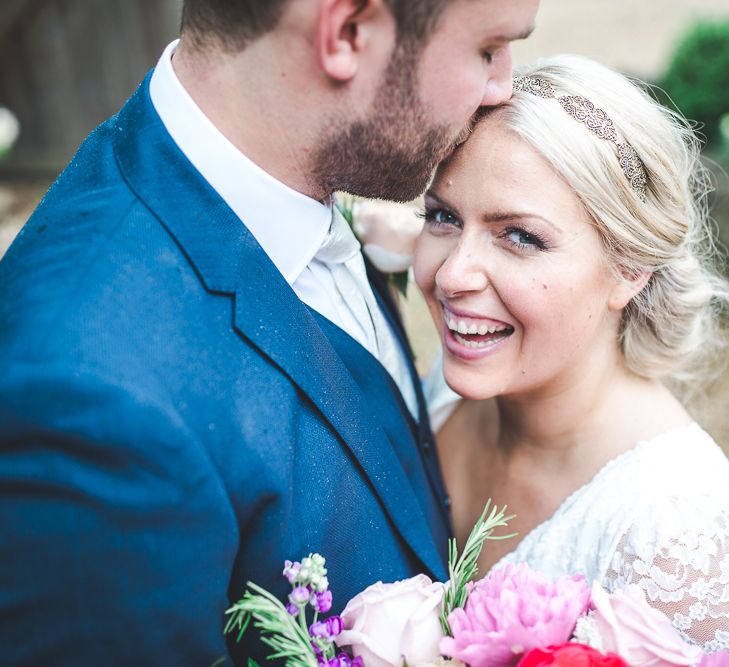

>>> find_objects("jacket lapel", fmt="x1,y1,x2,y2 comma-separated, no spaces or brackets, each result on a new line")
111,74,447,581
366,260,453,538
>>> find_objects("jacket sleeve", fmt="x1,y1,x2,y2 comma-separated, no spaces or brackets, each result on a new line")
0,361,238,665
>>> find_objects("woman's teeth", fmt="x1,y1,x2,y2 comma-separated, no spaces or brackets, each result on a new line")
446,317,510,336
446,316,513,349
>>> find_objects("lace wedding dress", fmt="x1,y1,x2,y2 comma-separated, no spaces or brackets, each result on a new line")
425,366,729,652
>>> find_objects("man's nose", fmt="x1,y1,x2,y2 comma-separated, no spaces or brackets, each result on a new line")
481,45,514,107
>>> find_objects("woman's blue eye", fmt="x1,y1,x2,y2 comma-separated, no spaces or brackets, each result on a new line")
433,210,456,225
419,208,460,228
505,227,548,250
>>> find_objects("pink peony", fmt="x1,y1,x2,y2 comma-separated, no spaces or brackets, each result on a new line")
590,582,702,667
335,574,446,667
440,563,591,667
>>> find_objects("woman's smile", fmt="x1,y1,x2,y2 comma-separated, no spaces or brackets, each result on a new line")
441,303,515,359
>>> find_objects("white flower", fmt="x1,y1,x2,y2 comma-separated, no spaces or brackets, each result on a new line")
572,612,604,652
413,659,466,667
351,199,423,273
0,108,19,155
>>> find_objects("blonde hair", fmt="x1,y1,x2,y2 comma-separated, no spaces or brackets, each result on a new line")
486,54,729,395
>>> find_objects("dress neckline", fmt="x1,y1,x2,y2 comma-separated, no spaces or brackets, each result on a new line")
485,421,702,573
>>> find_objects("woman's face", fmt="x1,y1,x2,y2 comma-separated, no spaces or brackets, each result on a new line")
414,118,627,401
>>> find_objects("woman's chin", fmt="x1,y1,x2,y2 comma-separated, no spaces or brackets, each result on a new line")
442,365,502,402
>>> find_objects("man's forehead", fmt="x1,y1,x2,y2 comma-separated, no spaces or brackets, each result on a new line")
443,0,538,40
494,23,536,43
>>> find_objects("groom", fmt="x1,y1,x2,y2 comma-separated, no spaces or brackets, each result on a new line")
0,0,537,664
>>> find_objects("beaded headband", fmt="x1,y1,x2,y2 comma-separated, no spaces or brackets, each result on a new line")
512,75,648,201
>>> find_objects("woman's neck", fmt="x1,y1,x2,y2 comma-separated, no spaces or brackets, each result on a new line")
494,365,624,463
439,351,690,561
491,352,686,468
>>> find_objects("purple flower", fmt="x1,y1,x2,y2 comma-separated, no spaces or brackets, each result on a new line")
331,653,355,667
285,602,299,617
310,620,332,640
283,560,301,584
289,585,311,606
310,616,344,642
317,653,360,667
313,590,333,613
440,563,591,667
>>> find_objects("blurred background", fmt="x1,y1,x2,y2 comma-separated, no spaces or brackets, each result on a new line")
1,0,728,445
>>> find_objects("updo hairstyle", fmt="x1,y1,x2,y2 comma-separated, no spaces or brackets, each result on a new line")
489,54,729,393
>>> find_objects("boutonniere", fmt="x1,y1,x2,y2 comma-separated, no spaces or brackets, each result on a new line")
336,194,423,298
0,107,20,162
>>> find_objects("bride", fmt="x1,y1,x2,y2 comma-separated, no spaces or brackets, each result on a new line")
380,54,729,652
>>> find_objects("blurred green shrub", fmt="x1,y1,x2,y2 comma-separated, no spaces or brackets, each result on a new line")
659,19,729,149
721,113,729,166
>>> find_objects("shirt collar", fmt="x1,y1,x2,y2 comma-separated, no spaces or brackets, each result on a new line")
149,40,331,285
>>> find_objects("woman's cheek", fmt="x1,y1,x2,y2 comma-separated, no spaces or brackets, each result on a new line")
413,236,441,296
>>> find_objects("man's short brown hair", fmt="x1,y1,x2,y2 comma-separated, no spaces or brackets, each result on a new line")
181,0,451,51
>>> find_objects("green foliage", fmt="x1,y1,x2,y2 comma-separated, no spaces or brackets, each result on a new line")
440,500,516,636
225,582,318,667
389,270,410,298
659,18,729,147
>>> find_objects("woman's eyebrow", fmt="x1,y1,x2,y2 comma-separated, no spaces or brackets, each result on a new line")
481,211,563,234
425,191,563,235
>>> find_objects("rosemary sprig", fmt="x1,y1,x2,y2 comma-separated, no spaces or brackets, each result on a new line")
225,582,319,667
440,499,516,636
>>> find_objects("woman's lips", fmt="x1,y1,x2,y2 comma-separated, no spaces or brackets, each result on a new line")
442,304,514,360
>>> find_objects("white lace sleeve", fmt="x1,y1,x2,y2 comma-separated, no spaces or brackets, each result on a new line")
603,502,729,653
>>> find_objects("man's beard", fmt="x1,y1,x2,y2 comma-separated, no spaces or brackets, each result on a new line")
313,45,471,202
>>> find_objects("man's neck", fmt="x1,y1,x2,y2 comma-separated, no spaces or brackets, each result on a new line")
172,37,329,201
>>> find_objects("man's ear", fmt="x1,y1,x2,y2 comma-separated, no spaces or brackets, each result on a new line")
316,0,393,82
608,268,652,311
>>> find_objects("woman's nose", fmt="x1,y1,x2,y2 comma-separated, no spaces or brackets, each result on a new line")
435,240,490,299
481,45,514,107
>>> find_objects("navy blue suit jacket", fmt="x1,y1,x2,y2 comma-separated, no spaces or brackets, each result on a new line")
0,74,451,664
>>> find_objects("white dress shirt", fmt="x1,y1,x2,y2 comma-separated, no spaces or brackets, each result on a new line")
149,40,417,415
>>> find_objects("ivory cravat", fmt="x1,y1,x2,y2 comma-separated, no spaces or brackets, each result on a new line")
316,206,418,418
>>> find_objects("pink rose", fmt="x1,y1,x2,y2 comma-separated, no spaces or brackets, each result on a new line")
336,574,446,667
590,582,702,667
440,563,591,667
699,651,729,666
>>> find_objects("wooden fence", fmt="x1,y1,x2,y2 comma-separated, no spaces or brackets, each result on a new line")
0,0,181,176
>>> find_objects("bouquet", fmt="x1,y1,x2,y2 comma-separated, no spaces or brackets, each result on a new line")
225,502,727,667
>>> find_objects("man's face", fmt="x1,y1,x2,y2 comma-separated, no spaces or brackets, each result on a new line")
314,0,539,202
